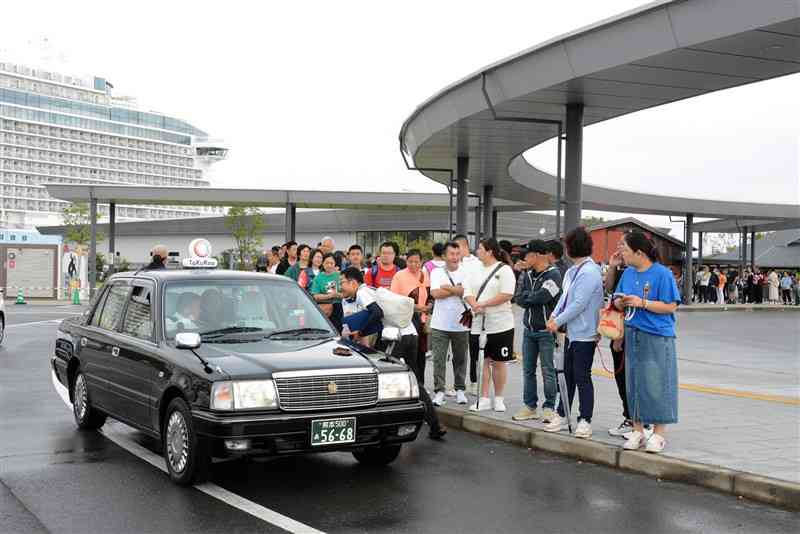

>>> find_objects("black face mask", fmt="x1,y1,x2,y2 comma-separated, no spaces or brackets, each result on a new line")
152,254,165,264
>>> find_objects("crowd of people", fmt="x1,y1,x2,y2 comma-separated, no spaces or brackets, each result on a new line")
254,229,683,453
693,265,800,305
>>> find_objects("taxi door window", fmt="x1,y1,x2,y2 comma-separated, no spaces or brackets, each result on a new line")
121,284,154,341
89,286,110,327
97,284,131,332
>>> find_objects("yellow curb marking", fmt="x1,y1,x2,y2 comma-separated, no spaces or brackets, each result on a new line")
591,368,800,406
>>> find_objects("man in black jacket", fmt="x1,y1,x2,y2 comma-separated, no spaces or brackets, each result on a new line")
512,240,562,422
143,244,168,271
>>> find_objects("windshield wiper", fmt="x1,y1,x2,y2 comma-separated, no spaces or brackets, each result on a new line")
264,327,333,339
200,326,266,339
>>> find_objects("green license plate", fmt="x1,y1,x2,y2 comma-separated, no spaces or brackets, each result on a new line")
311,417,357,446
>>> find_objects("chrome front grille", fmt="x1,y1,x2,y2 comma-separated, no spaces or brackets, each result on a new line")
274,369,378,411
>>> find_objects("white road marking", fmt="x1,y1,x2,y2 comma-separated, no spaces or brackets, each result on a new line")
50,371,324,534
8,319,62,328
8,311,83,315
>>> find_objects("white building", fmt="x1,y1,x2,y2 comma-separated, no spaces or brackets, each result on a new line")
0,61,228,229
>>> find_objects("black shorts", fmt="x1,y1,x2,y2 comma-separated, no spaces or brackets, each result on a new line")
470,329,515,362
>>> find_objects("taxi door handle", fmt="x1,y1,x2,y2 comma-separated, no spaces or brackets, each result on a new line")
111,347,120,357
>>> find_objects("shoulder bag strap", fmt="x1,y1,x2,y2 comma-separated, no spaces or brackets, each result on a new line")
444,267,470,312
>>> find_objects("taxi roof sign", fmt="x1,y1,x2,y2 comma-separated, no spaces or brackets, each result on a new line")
182,238,218,268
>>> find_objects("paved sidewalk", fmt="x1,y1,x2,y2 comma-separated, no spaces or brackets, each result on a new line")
425,309,800,484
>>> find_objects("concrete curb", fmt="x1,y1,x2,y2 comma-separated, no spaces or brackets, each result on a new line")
438,407,800,511
678,306,800,313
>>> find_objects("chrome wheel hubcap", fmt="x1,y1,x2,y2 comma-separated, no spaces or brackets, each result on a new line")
74,374,88,420
166,411,189,474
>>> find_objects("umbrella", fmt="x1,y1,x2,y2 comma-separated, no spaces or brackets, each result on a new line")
473,315,489,410
554,334,573,433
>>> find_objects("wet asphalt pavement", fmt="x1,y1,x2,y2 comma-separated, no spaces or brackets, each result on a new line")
1,306,798,534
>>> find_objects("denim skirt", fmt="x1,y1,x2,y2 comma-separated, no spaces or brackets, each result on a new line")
624,326,679,425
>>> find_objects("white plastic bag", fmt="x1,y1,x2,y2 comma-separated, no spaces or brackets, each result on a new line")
375,287,414,328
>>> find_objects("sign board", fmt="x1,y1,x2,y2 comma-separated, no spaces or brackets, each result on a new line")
182,238,218,269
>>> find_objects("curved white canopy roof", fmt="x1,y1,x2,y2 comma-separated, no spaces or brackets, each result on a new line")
400,0,800,221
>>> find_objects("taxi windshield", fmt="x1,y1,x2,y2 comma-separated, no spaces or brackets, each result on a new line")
163,279,335,341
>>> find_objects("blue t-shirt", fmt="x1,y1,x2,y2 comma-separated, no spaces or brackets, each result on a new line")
615,263,681,337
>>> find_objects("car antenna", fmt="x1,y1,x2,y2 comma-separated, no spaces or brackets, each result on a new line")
189,348,214,374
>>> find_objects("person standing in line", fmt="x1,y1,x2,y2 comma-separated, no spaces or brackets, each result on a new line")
699,266,710,303
453,233,482,394
390,249,431,387
543,227,604,439
365,241,399,289
429,241,471,407
143,244,168,270
284,245,311,281
768,269,780,304
780,272,793,304
298,248,324,291
547,240,572,280
310,253,343,330
424,242,446,276
276,241,298,276
717,269,727,305
319,236,336,255
512,239,562,423
612,231,682,454
603,240,636,438
464,238,517,413
347,244,366,272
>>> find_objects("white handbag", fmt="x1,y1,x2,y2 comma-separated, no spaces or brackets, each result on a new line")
375,288,414,328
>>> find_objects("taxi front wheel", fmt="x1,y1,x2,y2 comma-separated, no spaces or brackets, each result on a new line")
352,444,402,466
163,397,211,486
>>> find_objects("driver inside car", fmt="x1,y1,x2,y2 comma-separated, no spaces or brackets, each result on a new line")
198,288,224,331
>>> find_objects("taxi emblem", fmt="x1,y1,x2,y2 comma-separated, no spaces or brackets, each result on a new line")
327,381,338,395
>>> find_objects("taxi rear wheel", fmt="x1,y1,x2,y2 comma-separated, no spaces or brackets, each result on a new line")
352,444,402,466
0,315,5,345
163,397,210,486
72,372,106,430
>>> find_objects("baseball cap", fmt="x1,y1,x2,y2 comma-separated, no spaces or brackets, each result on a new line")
523,239,549,256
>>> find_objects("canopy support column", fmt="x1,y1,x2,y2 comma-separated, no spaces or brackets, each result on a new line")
456,157,469,236
750,230,756,270
683,213,693,305
108,202,116,273
491,209,498,239
564,103,584,233
473,204,482,251
88,197,97,298
698,232,704,268
284,202,296,243
482,185,493,239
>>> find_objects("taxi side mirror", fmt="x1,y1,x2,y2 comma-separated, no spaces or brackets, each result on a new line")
175,332,201,349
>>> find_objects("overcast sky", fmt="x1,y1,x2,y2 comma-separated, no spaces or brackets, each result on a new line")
3,0,798,236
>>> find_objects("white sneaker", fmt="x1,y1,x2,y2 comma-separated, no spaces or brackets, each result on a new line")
622,424,653,441
543,414,567,433
574,420,592,439
645,433,666,453
493,397,506,412
609,419,633,438
467,383,478,396
445,388,457,397
623,430,646,450
432,391,446,407
455,390,468,405
469,397,491,412
541,408,556,423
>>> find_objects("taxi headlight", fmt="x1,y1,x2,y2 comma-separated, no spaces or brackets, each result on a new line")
379,372,419,401
211,380,278,410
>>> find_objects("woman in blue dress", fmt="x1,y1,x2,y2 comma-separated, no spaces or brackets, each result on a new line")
613,231,682,453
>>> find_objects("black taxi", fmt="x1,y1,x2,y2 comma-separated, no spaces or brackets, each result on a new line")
52,269,424,485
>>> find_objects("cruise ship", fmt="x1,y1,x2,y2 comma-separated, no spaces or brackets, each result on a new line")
0,61,228,228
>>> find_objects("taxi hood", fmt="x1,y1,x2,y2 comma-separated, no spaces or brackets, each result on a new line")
192,337,404,379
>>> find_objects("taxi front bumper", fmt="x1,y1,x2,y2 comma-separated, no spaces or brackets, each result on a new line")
192,401,425,456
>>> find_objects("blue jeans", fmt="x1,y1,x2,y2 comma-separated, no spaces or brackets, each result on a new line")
522,330,557,410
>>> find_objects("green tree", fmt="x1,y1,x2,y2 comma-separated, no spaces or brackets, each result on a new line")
61,203,105,250
224,206,265,270
580,216,605,228
385,232,435,261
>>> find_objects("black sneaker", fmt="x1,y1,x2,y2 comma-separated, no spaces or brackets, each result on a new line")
428,428,447,441
608,419,633,438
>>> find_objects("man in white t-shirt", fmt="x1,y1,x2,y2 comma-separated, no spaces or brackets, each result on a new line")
429,241,470,406
463,241,517,412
